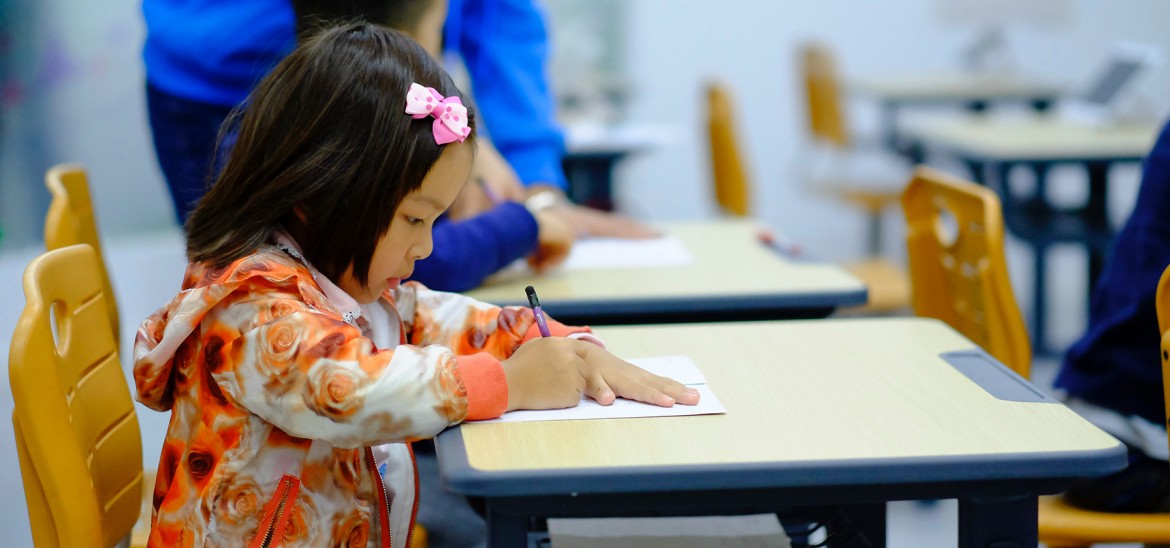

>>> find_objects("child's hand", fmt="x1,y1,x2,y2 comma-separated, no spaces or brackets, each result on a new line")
501,338,700,412
527,210,574,273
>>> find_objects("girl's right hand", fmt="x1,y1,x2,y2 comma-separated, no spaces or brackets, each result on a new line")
501,338,700,411
527,210,575,273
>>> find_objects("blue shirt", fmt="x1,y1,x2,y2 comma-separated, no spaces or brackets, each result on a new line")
1054,118,1170,427
444,0,568,190
142,0,294,106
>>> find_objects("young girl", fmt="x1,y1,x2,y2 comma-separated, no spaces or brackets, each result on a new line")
133,23,697,548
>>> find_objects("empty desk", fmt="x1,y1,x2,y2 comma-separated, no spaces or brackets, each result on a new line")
850,73,1063,158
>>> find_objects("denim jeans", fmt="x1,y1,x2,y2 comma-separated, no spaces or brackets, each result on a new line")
146,83,236,224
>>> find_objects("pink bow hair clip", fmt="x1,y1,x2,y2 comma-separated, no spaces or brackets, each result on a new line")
404,83,471,145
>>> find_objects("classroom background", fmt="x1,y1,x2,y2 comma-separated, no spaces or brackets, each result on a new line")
1,0,1167,546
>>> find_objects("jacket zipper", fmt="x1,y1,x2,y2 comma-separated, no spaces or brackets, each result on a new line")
407,443,420,548
249,475,301,548
367,448,393,548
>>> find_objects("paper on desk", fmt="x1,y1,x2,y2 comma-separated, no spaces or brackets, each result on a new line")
561,235,694,270
477,355,726,423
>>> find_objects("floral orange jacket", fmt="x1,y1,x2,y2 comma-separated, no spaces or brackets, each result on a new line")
133,245,584,547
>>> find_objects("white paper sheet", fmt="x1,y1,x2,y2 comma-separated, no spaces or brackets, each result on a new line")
561,236,695,270
476,355,726,424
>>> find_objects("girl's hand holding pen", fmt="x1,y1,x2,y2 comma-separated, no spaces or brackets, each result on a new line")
501,338,701,412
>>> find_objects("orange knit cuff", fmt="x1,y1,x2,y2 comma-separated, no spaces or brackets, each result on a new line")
455,352,509,421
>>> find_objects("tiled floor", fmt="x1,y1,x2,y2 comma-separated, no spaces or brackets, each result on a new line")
0,229,1144,548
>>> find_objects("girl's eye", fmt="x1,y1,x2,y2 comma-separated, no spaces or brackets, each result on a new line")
406,216,424,226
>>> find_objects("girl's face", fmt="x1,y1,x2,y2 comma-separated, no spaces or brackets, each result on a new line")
338,141,474,303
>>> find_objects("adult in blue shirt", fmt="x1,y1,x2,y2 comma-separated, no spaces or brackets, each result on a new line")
1053,117,1170,513
143,0,650,291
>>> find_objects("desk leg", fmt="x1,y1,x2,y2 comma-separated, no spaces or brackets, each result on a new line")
1027,162,1052,356
485,502,528,548
957,494,1037,548
1084,161,1112,291
829,503,886,548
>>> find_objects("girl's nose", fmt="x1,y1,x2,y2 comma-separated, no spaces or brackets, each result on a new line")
412,230,434,261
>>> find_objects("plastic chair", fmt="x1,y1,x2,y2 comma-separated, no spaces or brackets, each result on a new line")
799,42,905,257
44,164,119,344
903,167,1170,544
1031,262,1170,547
901,166,1031,377
706,80,909,312
9,244,145,547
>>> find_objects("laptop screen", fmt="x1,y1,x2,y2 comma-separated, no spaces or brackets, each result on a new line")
1082,57,1144,106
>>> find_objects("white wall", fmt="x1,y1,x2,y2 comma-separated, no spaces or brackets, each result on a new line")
0,0,171,251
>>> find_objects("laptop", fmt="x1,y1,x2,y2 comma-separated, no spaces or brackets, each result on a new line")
1059,42,1161,125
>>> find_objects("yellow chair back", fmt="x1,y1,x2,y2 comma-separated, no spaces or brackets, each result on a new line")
800,43,850,148
44,164,119,343
1036,262,1170,545
901,166,1031,377
705,81,751,217
1159,263,1170,463
9,244,143,547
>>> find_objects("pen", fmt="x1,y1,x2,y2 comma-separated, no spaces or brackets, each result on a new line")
525,285,552,337
756,227,802,258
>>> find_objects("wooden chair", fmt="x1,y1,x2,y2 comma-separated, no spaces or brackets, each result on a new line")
901,166,1031,376
9,244,145,547
707,80,909,312
44,164,119,344
902,166,1170,544
799,42,905,258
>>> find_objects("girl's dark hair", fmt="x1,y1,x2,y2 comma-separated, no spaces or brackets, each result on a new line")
291,0,437,39
185,23,475,286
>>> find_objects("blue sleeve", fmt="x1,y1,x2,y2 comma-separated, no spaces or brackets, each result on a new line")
1055,117,1170,426
445,0,568,190
408,202,540,292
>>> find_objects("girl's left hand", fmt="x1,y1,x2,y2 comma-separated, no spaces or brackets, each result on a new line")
572,340,701,408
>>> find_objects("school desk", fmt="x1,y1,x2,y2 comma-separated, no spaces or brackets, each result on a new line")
465,219,867,324
434,317,1125,547
561,122,673,211
904,115,1159,354
849,73,1063,159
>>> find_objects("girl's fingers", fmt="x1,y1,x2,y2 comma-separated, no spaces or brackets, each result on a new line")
584,372,616,406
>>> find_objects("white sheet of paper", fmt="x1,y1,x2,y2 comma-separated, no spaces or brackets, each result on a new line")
476,355,726,424
561,236,694,271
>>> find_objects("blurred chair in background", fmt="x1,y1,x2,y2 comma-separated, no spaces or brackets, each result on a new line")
901,166,1170,544
9,244,146,547
799,42,908,259
44,164,120,344
706,83,751,217
706,79,909,312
